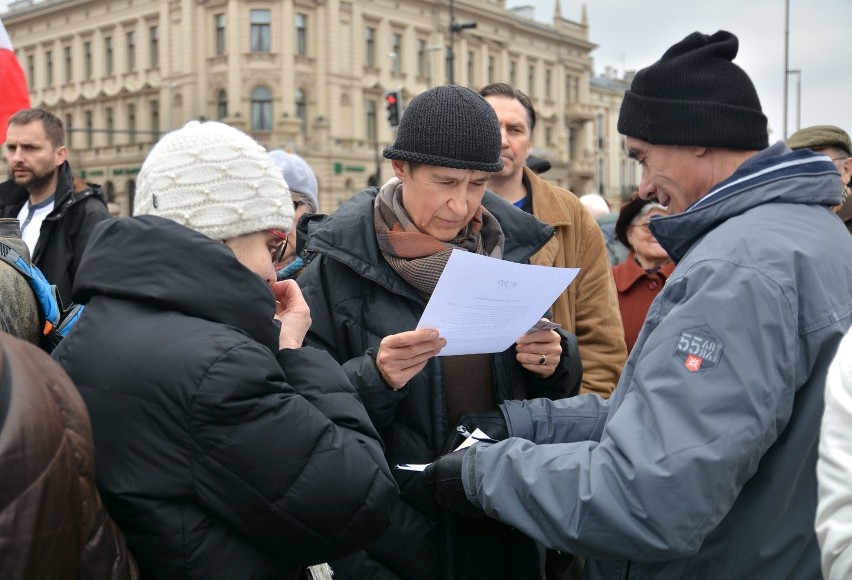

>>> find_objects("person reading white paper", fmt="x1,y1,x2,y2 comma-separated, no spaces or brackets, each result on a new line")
416,249,578,356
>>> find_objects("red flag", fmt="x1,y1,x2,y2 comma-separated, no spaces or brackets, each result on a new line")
0,17,31,145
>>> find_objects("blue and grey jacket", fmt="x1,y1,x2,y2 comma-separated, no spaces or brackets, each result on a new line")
463,143,852,579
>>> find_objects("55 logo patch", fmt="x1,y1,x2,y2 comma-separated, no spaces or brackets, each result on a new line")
674,326,724,372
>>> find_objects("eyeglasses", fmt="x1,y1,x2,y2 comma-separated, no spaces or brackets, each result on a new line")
268,229,289,267
630,222,653,232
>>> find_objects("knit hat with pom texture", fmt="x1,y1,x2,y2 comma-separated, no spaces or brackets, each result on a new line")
134,121,294,239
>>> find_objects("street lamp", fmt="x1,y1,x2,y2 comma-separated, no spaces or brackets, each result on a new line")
786,69,801,133
447,0,476,85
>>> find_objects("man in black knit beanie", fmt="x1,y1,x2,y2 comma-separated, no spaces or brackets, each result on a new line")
425,30,852,580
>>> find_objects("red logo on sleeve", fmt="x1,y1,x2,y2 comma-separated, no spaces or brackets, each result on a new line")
684,354,703,372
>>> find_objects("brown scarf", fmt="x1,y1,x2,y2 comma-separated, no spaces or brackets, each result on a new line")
374,178,505,296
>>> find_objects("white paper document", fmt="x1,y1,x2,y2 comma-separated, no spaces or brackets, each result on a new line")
395,428,493,472
416,250,579,356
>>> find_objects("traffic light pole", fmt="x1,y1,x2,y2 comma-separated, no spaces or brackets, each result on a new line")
446,0,476,85
447,0,456,85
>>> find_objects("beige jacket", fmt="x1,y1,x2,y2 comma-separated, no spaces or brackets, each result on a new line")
525,167,627,397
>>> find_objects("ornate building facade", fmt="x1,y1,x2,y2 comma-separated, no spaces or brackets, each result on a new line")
591,67,639,205
3,0,632,214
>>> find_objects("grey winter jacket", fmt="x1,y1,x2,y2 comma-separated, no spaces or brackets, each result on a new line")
463,144,852,579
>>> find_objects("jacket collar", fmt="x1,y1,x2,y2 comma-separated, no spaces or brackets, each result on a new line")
0,161,88,215
612,251,675,292
523,166,575,228
650,143,842,262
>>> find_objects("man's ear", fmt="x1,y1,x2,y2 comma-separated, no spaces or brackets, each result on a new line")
391,159,408,180
54,145,68,167
840,157,852,187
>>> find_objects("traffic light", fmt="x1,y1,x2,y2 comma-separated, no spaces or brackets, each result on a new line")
384,89,403,130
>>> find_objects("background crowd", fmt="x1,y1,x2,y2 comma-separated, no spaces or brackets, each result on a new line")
2,27,852,580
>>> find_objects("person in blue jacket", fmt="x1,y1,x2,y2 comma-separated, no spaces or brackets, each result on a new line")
425,30,852,579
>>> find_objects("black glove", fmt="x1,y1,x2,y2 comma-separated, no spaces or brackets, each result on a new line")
423,448,485,518
443,410,509,454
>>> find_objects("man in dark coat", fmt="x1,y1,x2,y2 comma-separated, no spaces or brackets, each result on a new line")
1,108,111,305
299,85,583,579
52,120,397,579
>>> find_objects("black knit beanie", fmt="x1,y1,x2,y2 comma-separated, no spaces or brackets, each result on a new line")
618,30,769,150
383,85,503,172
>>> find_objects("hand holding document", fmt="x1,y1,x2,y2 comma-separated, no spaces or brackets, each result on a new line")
416,250,579,356
396,428,494,471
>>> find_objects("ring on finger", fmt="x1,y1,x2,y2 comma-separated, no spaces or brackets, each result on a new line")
538,354,547,365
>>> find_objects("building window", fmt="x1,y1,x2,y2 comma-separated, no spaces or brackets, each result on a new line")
127,104,137,144
366,99,377,142
509,60,517,86
105,36,114,75
417,39,427,78
151,100,160,140
365,27,375,67
85,110,93,148
567,126,575,160
598,158,606,194
487,55,495,84
527,64,535,96
127,31,136,72
391,33,402,76
251,86,272,131
106,107,114,146
26,55,35,88
214,14,226,55
467,51,474,85
149,26,159,68
45,50,53,86
566,75,578,102
217,90,228,120
295,89,307,133
545,69,552,99
250,10,271,53
296,13,307,56
64,46,72,83
84,41,92,79
545,125,553,147
65,114,73,147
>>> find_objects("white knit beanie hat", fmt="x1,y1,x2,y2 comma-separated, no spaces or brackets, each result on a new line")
134,121,294,239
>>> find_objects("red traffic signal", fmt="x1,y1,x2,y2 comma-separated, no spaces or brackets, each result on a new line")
384,89,403,129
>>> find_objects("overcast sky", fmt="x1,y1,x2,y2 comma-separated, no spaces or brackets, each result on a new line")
506,0,852,141
3,0,850,140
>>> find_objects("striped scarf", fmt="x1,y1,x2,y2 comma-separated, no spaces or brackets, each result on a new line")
374,177,504,296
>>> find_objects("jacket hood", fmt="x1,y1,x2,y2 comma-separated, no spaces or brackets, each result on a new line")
304,188,554,299
651,143,843,262
73,215,280,351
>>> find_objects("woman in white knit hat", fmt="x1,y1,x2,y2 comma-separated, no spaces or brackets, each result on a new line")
52,121,396,580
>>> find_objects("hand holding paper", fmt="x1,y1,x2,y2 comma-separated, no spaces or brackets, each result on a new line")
396,428,494,472
416,250,579,356
376,329,447,389
516,321,563,378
